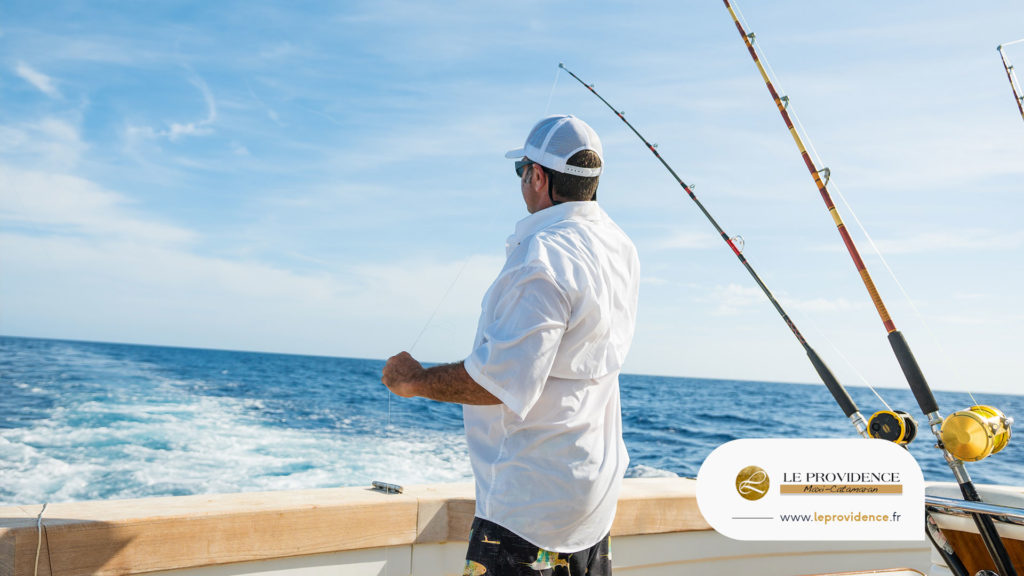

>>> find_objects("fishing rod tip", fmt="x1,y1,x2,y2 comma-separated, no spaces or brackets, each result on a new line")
558,62,565,68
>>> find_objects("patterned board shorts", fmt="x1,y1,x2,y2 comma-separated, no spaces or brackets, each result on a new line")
462,517,612,576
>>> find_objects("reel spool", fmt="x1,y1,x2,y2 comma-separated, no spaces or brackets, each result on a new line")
940,405,1013,462
868,410,918,445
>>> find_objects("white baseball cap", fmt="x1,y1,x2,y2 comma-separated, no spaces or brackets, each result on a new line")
505,114,603,177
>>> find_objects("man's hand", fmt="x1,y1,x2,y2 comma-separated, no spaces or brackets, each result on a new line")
382,351,424,398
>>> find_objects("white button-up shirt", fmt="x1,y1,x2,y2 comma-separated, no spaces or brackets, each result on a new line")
463,201,640,552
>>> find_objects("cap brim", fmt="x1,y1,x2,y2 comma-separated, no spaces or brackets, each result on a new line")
504,147,525,159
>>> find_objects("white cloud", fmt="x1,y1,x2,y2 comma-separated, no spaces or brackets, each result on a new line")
124,72,217,143
706,283,765,316
0,164,196,246
786,296,859,314
871,230,1024,255
0,118,87,170
648,229,721,251
14,62,60,98
639,276,670,286
165,73,217,140
0,151,500,361
702,283,861,317
117,72,219,160
0,226,500,362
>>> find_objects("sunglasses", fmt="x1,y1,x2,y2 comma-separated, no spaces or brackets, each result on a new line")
514,158,536,178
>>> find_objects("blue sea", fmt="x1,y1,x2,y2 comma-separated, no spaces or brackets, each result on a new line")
1,335,1020,506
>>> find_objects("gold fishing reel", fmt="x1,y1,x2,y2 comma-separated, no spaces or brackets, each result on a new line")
868,410,918,445
940,405,1013,462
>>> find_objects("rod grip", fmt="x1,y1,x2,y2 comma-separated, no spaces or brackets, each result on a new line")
806,347,858,417
958,480,1020,576
887,331,939,415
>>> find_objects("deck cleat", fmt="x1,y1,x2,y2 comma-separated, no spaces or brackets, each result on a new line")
940,405,1013,462
371,480,404,494
868,410,918,445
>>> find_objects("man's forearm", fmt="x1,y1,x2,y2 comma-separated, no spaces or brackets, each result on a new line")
382,352,501,406
416,361,501,405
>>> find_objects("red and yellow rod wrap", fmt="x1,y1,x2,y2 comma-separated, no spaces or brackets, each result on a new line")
723,0,896,335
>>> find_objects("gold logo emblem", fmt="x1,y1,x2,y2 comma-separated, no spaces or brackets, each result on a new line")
736,465,770,501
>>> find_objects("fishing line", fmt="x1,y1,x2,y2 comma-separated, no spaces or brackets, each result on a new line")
802,314,894,412
824,172,979,406
788,103,977,403
407,259,470,354
34,502,47,576
793,298,924,443
790,99,925,321
378,259,470,572
377,252,475,570
380,168,514,483
544,66,562,116
747,81,906,413
386,257,471,432
724,3,1016,573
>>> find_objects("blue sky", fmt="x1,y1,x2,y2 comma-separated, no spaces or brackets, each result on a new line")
2,1,1023,396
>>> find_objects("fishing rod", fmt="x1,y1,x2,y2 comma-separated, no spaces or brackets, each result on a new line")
722,3,1015,574
998,39,1024,123
557,62,883,440
561,59,965,571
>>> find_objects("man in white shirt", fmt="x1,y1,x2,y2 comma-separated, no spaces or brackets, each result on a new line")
383,114,640,575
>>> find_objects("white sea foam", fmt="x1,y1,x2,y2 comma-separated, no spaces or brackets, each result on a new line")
0,374,472,506
625,464,680,479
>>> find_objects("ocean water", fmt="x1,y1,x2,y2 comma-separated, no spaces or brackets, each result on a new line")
1,335,1020,506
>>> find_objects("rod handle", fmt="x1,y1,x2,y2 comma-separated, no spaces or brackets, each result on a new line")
807,347,858,417
957,480,1020,576
887,331,939,415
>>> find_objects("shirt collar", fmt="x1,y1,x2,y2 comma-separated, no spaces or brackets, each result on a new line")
507,202,604,253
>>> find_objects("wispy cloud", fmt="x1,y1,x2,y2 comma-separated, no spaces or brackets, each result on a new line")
647,229,721,251
14,62,60,98
164,72,217,140
246,82,286,127
120,71,219,154
705,283,765,316
785,296,859,314
0,117,87,170
702,283,862,317
871,230,1024,255
0,164,196,246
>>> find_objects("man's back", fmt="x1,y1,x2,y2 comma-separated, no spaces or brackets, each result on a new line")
464,201,639,552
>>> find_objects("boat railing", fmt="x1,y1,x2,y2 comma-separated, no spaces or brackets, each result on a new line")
926,495,1024,527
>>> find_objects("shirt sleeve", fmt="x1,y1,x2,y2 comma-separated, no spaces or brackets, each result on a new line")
464,264,569,420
